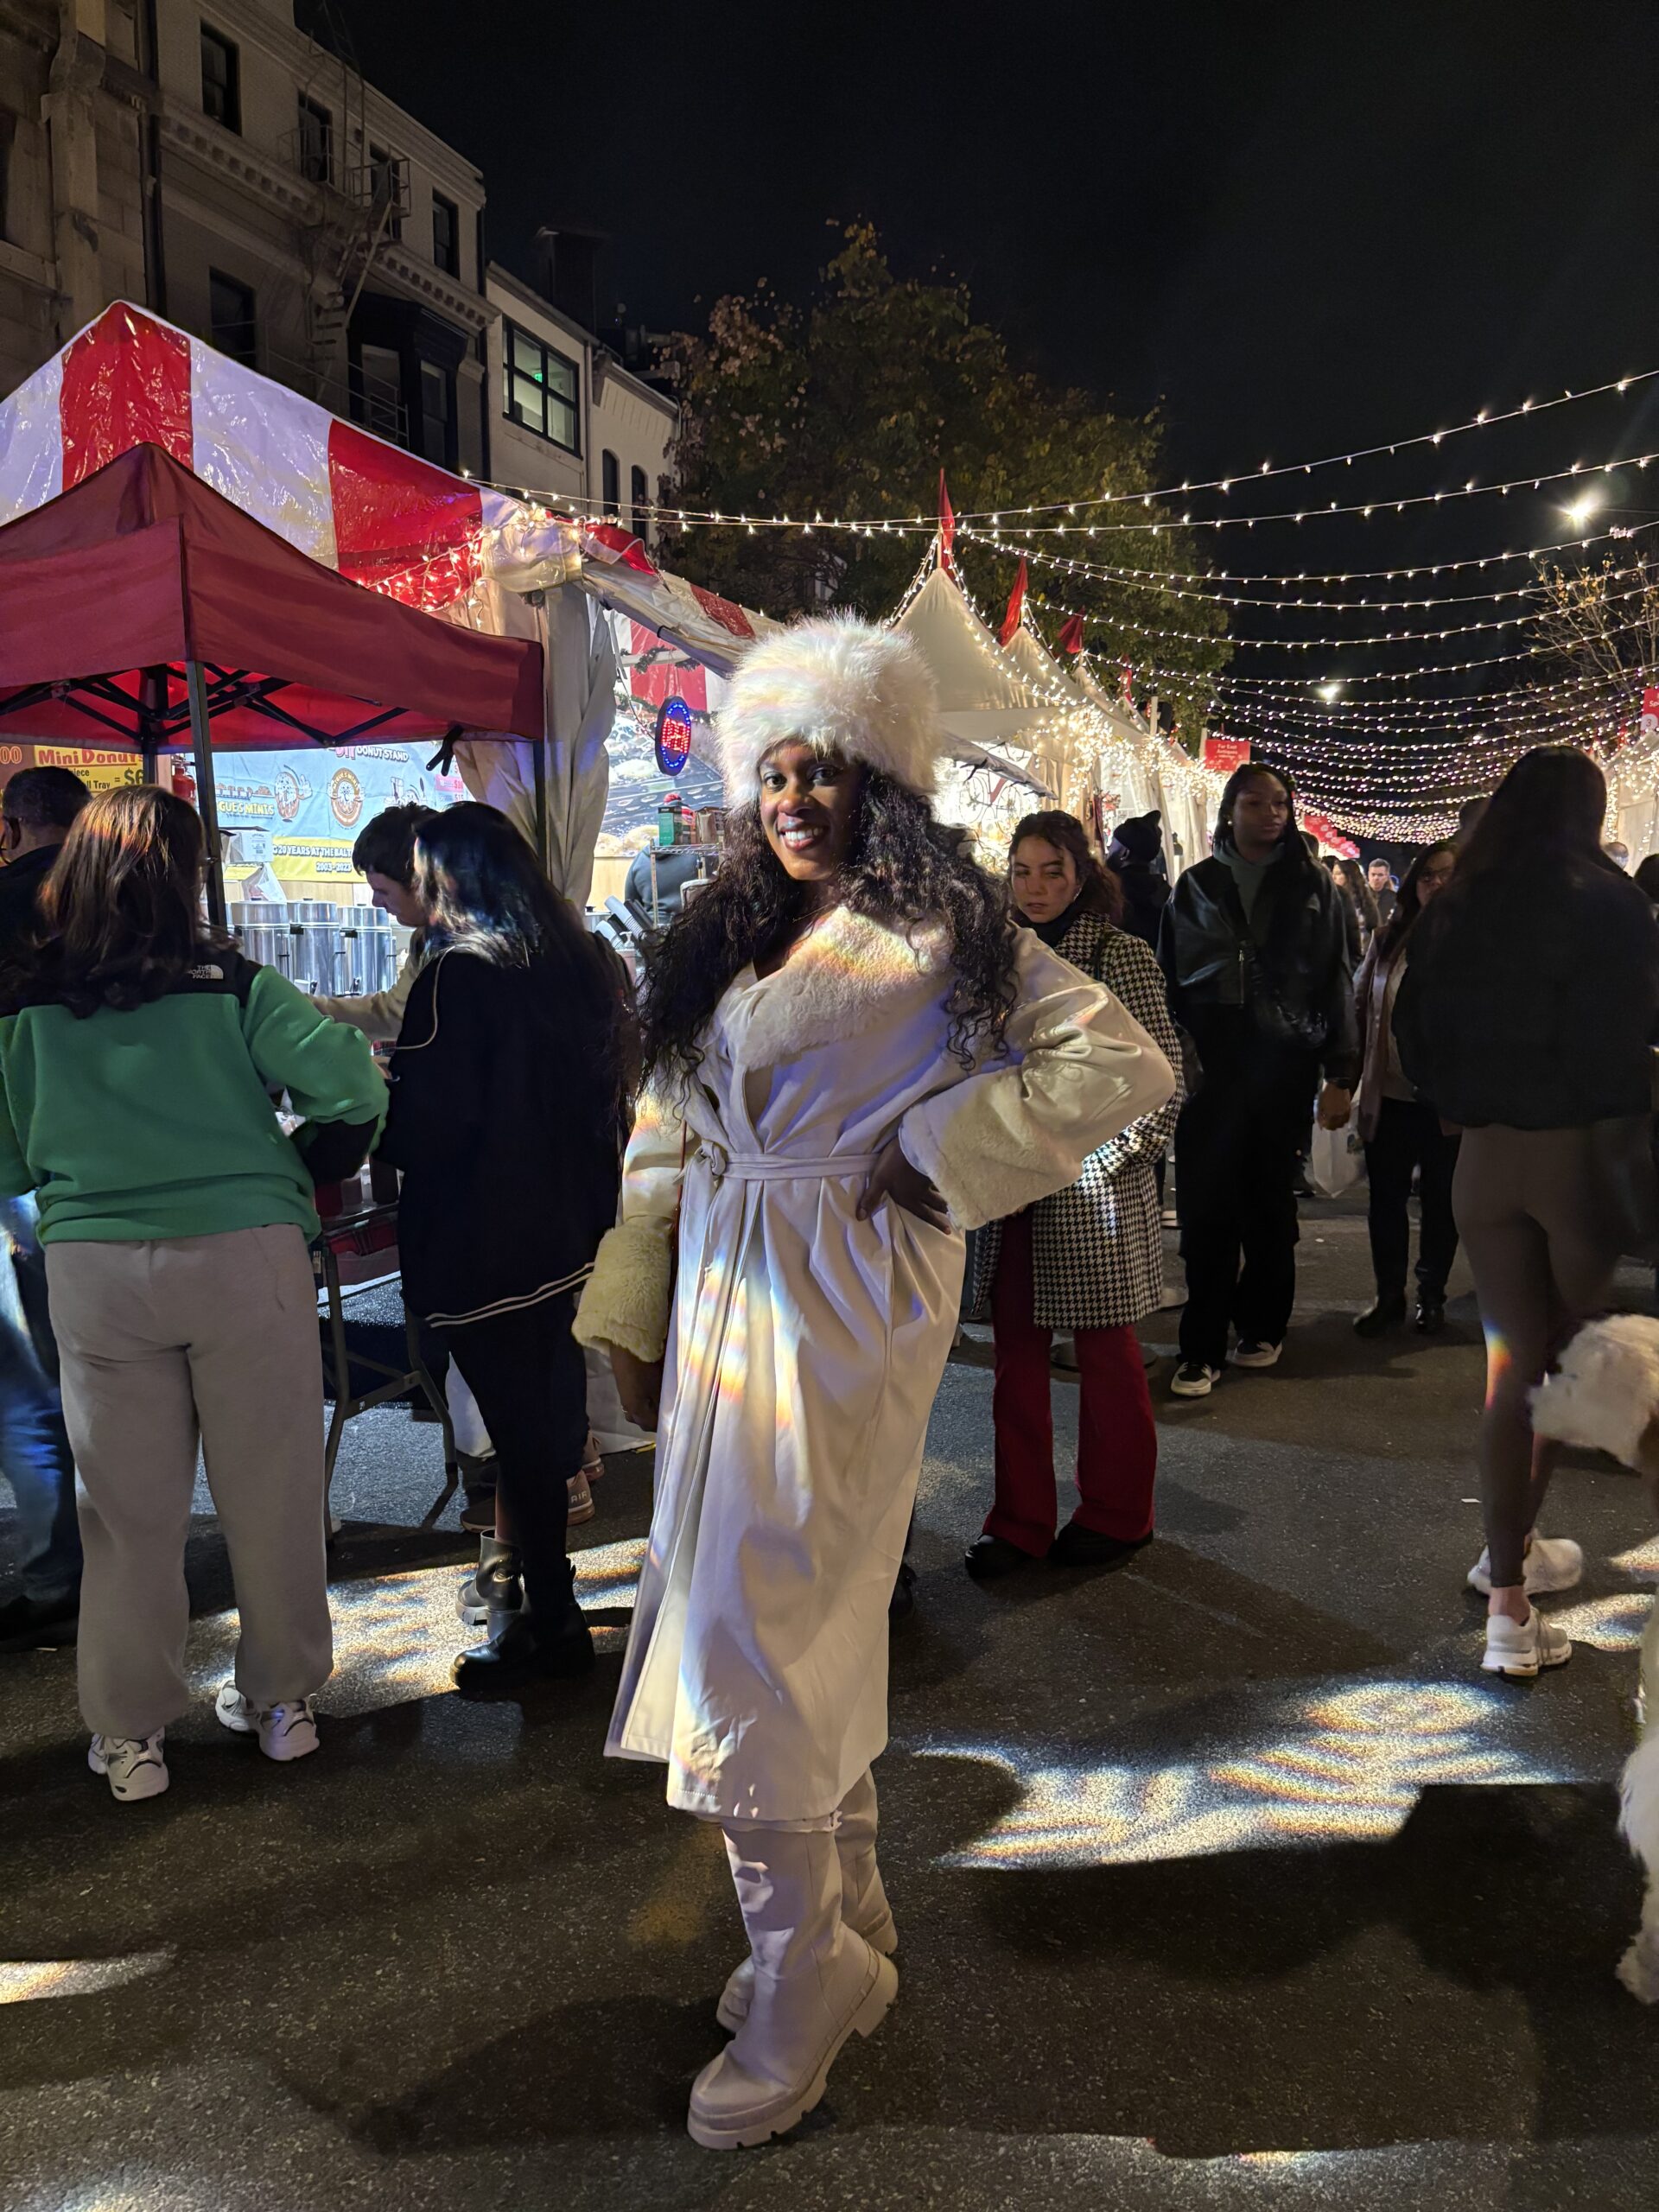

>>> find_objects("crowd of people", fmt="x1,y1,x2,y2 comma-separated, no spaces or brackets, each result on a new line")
2,613,1657,2148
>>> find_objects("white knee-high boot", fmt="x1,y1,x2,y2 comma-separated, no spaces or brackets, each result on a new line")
688,1824,898,2150
716,1767,896,2031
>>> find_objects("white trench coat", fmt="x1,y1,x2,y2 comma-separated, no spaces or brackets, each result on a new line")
575,905,1174,1823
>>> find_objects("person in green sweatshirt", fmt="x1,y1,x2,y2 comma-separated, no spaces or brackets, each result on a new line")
0,785,385,1803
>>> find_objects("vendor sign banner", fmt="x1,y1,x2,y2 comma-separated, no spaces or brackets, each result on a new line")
1202,735,1251,776
200,745,468,896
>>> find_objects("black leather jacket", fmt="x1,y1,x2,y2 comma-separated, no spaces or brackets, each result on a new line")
1158,850,1360,1085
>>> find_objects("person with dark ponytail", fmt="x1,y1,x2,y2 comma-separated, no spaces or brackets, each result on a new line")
574,617,1173,2151
1395,747,1659,1680
1159,762,1359,1396
963,810,1183,1579
376,804,635,1693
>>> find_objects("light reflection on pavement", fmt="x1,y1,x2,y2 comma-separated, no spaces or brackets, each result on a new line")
183,1539,647,1721
918,1681,1560,1869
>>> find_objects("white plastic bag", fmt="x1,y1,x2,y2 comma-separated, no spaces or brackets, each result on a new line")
1308,1117,1363,1199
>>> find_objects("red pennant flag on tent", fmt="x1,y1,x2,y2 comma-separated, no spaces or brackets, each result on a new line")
997,558,1028,645
1056,613,1085,657
938,469,956,575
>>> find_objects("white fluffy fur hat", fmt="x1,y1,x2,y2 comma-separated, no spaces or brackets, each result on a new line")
717,616,942,804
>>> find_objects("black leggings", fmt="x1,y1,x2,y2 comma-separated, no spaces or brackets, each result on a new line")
441,1291,588,1627
1363,1095,1459,1300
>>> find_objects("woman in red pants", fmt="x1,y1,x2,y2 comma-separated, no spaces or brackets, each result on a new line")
965,810,1185,1579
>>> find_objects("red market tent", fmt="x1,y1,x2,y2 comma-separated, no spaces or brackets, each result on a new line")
0,441,544,919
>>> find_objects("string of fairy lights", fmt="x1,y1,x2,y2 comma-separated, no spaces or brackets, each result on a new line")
447,354,1659,837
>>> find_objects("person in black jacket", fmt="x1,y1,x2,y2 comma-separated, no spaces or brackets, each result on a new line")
1106,810,1171,950
0,766,87,1650
1159,763,1358,1396
1395,747,1659,1682
0,766,89,957
378,804,634,1692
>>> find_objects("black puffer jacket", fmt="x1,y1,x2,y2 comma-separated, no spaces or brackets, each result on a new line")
1395,861,1659,1128
1158,850,1360,1085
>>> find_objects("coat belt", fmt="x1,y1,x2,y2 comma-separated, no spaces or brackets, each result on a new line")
693,1142,884,1185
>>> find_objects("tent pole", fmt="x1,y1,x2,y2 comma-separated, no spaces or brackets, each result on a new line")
139,664,166,784
185,661,227,931
531,734,550,871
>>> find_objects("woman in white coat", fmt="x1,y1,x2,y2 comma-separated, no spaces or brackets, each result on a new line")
574,617,1174,2152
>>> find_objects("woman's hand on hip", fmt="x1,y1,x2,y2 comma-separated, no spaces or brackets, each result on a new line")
610,1345,664,1431
858,1138,950,1231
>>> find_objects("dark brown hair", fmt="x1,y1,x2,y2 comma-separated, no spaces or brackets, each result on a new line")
640,772,1020,1090
1008,810,1123,924
24,785,212,1017
1376,839,1458,958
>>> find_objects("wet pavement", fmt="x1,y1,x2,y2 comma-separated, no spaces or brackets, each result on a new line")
4,1195,1659,2210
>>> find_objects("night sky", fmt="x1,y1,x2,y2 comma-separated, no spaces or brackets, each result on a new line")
315,0,1659,836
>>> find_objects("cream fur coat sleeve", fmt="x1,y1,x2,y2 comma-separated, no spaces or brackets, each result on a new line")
572,1086,687,1364
898,931,1176,1231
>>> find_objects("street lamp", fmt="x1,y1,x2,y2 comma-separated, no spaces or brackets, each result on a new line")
1561,488,1604,530
1317,680,1343,703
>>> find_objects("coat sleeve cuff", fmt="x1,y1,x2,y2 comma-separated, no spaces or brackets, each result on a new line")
573,1218,674,1363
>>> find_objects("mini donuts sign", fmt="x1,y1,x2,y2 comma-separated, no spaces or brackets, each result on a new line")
655,696,694,776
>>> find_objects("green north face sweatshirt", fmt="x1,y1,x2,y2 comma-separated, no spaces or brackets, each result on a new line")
0,950,387,1244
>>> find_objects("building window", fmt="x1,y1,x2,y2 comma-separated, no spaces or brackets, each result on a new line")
200,27,240,133
368,144,404,241
630,464,650,536
601,450,620,518
431,193,459,277
208,270,257,367
353,341,404,443
503,322,579,453
296,94,333,185
419,360,454,468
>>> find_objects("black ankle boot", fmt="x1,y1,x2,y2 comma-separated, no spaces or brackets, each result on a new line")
1353,1294,1408,1338
1414,1293,1447,1333
452,1603,595,1694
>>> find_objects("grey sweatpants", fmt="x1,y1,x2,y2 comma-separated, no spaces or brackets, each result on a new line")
48,1226,333,1739
1454,1122,1634,1590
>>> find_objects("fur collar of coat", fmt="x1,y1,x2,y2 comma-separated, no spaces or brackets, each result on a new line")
720,904,952,1072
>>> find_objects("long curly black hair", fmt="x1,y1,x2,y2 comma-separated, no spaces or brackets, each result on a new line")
639,770,1020,1090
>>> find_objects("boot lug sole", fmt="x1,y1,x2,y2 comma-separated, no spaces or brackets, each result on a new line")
690,1954,897,2150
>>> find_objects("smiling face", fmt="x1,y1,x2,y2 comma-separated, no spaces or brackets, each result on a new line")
1009,836,1080,925
758,741,864,890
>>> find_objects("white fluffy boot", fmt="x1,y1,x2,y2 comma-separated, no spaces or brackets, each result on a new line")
688,1824,898,2150
717,1768,897,2031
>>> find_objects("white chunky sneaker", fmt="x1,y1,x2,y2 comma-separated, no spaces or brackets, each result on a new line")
1466,1535,1584,1598
566,1468,597,1526
1231,1339,1283,1370
1481,1607,1572,1679
215,1684,320,1761
88,1731,168,1802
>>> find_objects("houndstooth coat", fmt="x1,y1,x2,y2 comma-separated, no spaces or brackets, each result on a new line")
969,911,1185,1332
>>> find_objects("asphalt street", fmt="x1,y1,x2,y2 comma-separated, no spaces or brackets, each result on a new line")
4,1194,1659,2211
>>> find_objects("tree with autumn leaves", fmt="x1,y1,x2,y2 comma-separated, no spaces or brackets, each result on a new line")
657,225,1230,741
